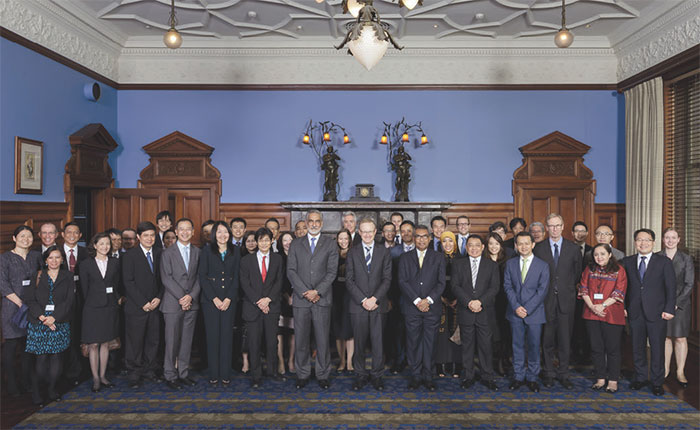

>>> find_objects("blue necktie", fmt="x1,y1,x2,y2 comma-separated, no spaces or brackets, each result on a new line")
460,236,467,255
183,246,189,272
365,246,372,272
310,237,316,254
639,256,647,279
553,243,560,268
146,251,154,273
434,239,439,252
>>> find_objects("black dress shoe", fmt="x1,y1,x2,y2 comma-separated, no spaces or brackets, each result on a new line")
91,384,101,393
527,381,540,393
408,378,421,390
270,373,287,382
481,379,499,391
542,377,554,388
128,380,141,389
295,378,308,389
179,376,197,386
509,380,523,390
166,380,182,390
630,381,647,390
390,365,400,375
461,378,475,389
352,377,367,391
424,380,436,391
100,381,115,389
318,379,330,389
372,378,384,391
652,385,664,396
558,378,574,390
251,379,261,388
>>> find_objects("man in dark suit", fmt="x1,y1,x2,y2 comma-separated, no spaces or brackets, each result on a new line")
503,218,527,250
387,220,415,374
455,216,471,257
287,209,338,389
342,211,362,246
622,228,676,396
451,235,500,391
122,221,163,388
160,218,201,390
572,221,593,258
36,222,59,253
379,222,396,249
240,227,284,387
571,221,593,364
121,228,138,251
429,216,446,253
533,213,582,389
345,218,392,391
230,217,247,247
153,210,173,249
504,232,549,393
61,221,89,385
398,224,446,391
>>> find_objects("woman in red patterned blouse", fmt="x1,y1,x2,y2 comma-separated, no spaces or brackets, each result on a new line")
579,243,627,393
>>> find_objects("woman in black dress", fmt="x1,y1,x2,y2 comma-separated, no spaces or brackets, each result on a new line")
486,232,510,376
276,231,295,375
26,246,75,405
199,221,239,386
333,229,354,372
0,225,42,396
435,231,461,378
81,232,121,392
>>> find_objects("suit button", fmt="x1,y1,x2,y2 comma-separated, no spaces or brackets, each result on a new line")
221,278,225,281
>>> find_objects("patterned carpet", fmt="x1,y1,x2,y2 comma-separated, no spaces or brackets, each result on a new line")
14,371,700,429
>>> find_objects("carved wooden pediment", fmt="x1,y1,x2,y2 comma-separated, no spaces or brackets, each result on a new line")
142,131,214,157
513,131,593,180
139,131,221,183
65,123,118,188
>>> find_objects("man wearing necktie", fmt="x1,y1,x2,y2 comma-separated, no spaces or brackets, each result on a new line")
398,225,446,391
122,221,163,388
61,222,88,385
230,217,247,247
456,216,471,257
430,216,446,253
622,229,676,396
387,220,416,374
287,210,338,389
504,232,549,393
451,235,500,391
533,213,582,390
345,219,392,391
159,218,201,390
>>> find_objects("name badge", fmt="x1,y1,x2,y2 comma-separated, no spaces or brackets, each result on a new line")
106,287,114,294
593,293,604,300
45,304,55,312
74,275,80,282
22,280,30,286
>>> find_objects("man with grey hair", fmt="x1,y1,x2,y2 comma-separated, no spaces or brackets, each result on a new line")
529,222,546,244
36,222,59,253
287,210,339,389
342,211,361,246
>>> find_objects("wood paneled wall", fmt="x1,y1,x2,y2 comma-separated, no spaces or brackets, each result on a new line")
442,203,515,238
219,203,292,233
593,203,627,251
0,201,68,251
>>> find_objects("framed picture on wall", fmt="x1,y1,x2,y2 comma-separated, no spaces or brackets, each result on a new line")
14,136,43,194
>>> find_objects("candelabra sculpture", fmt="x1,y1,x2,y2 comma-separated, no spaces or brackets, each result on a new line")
302,120,350,201
380,118,428,202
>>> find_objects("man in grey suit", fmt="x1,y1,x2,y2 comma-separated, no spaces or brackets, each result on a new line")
345,218,392,391
159,218,201,390
287,209,338,389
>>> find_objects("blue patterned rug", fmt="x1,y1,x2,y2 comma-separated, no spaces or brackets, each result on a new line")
14,371,699,429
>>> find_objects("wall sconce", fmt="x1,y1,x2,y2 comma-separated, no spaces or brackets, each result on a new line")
380,117,428,202
302,120,350,201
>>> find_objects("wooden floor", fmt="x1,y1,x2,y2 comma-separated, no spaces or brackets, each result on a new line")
2,343,698,429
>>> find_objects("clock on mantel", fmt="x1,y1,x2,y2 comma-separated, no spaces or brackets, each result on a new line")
350,184,379,201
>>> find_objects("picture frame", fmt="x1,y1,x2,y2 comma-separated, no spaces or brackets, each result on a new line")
14,136,43,194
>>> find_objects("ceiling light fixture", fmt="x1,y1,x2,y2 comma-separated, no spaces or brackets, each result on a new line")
337,0,408,71
554,0,573,48
163,0,182,49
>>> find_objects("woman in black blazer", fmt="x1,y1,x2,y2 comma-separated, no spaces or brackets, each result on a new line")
26,246,75,406
81,232,121,392
198,221,239,385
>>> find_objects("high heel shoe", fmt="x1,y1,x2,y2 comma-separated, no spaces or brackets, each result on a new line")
605,382,618,394
676,374,689,388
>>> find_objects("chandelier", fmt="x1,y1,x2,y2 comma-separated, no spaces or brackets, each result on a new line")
554,0,574,48
163,0,182,49
336,0,422,71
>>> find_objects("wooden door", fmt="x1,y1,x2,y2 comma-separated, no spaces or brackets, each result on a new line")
168,189,211,246
521,189,587,241
99,188,169,232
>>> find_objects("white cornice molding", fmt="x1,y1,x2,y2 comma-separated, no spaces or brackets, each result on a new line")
615,0,700,82
0,0,120,81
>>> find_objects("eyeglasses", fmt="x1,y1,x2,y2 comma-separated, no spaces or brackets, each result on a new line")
414,234,429,239
547,224,563,229
595,232,613,237
457,222,470,227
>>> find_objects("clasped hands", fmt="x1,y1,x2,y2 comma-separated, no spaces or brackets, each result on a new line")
590,303,607,318
468,300,482,313
179,294,193,311
213,297,232,312
256,297,272,314
362,296,379,311
39,315,56,331
415,298,430,313
142,297,161,313
515,306,528,319
303,289,320,304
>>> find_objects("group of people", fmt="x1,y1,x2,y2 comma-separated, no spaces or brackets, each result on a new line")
0,209,694,406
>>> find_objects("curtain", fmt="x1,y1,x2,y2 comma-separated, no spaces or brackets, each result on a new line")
625,77,664,253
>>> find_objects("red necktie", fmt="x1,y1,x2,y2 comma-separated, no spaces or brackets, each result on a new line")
69,249,76,272
261,255,267,283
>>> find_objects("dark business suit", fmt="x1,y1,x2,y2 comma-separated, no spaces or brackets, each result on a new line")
153,231,165,250
80,257,120,344
345,242,392,379
160,243,201,382
386,243,414,370
431,237,443,253
240,252,283,380
622,253,676,387
398,247,446,381
503,255,549,382
61,245,88,381
451,256,500,381
122,246,163,383
198,245,239,382
287,234,338,381
534,238,582,381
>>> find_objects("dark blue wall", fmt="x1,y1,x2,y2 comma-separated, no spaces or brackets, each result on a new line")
0,38,118,201
117,89,625,203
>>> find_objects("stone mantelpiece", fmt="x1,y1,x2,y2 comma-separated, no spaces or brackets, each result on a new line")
280,201,453,233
